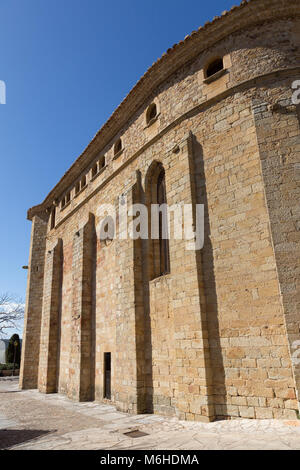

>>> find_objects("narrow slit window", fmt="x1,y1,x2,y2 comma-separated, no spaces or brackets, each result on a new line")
146,162,170,280
104,352,111,399
157,169,170,277
50,206,56,230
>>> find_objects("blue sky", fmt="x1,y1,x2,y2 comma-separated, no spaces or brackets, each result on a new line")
0,0,234,336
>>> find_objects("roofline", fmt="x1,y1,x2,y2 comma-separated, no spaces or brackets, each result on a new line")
28,0,300,220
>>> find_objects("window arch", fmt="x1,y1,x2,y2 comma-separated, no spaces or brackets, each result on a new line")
145,161,170,279
156,168,169,277
205,57,224,78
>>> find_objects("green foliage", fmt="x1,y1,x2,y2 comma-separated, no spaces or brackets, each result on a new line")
5,334,21,365
0,363,17,370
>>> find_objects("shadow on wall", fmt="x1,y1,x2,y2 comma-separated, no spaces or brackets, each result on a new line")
0,429,54,450
90,219,97,402
133,142,227,419
192,136,227,420
133,171,154,413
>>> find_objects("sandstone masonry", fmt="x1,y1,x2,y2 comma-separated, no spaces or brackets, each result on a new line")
20,0,300,421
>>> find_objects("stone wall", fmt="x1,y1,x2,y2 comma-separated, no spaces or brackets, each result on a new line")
38,238,63,393
20,0,300,420
253,82,300,411
19,213,47,389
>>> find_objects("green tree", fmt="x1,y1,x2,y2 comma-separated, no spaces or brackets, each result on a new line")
6,333,21,366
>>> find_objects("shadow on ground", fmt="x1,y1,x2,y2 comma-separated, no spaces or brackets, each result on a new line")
0,429,53,449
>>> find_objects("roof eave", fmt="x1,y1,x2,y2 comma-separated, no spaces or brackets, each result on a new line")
29,0,300,218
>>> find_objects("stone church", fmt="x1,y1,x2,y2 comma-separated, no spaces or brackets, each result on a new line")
20,0,300,421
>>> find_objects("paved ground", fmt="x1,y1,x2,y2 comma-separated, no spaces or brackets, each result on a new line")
1,378,300,450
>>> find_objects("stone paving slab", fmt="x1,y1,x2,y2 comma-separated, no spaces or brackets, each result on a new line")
0,376,19,382
1,380,300,450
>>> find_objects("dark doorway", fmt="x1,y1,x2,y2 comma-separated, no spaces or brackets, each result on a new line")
104,352,111,399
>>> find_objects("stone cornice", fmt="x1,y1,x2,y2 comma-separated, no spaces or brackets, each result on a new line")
28,0,300,219
28,204,48,221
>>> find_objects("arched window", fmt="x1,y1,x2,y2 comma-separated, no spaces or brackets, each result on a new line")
145,161,170,279
205,57,224,78
157,168,169,277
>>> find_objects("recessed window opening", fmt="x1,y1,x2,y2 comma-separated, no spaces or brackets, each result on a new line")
114,138,122,156
66,192,71,204
146,162,170,280
99,155,106,169
205,57,224,78
157,168,170,277
146,103,157,124
75,182,80,195
50,207,56,230
92,162,98,177
81,175,86,189
104,352,111,400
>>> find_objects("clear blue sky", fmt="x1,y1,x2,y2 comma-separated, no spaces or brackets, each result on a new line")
0,0,234,303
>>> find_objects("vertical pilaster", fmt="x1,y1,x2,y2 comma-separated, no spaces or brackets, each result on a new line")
186,133,215,421
133,171,149,413
114,184,142,413
38,238,63,393
170,133,215,421
19,212,48,389
253,96,300,409
68,214,95,401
